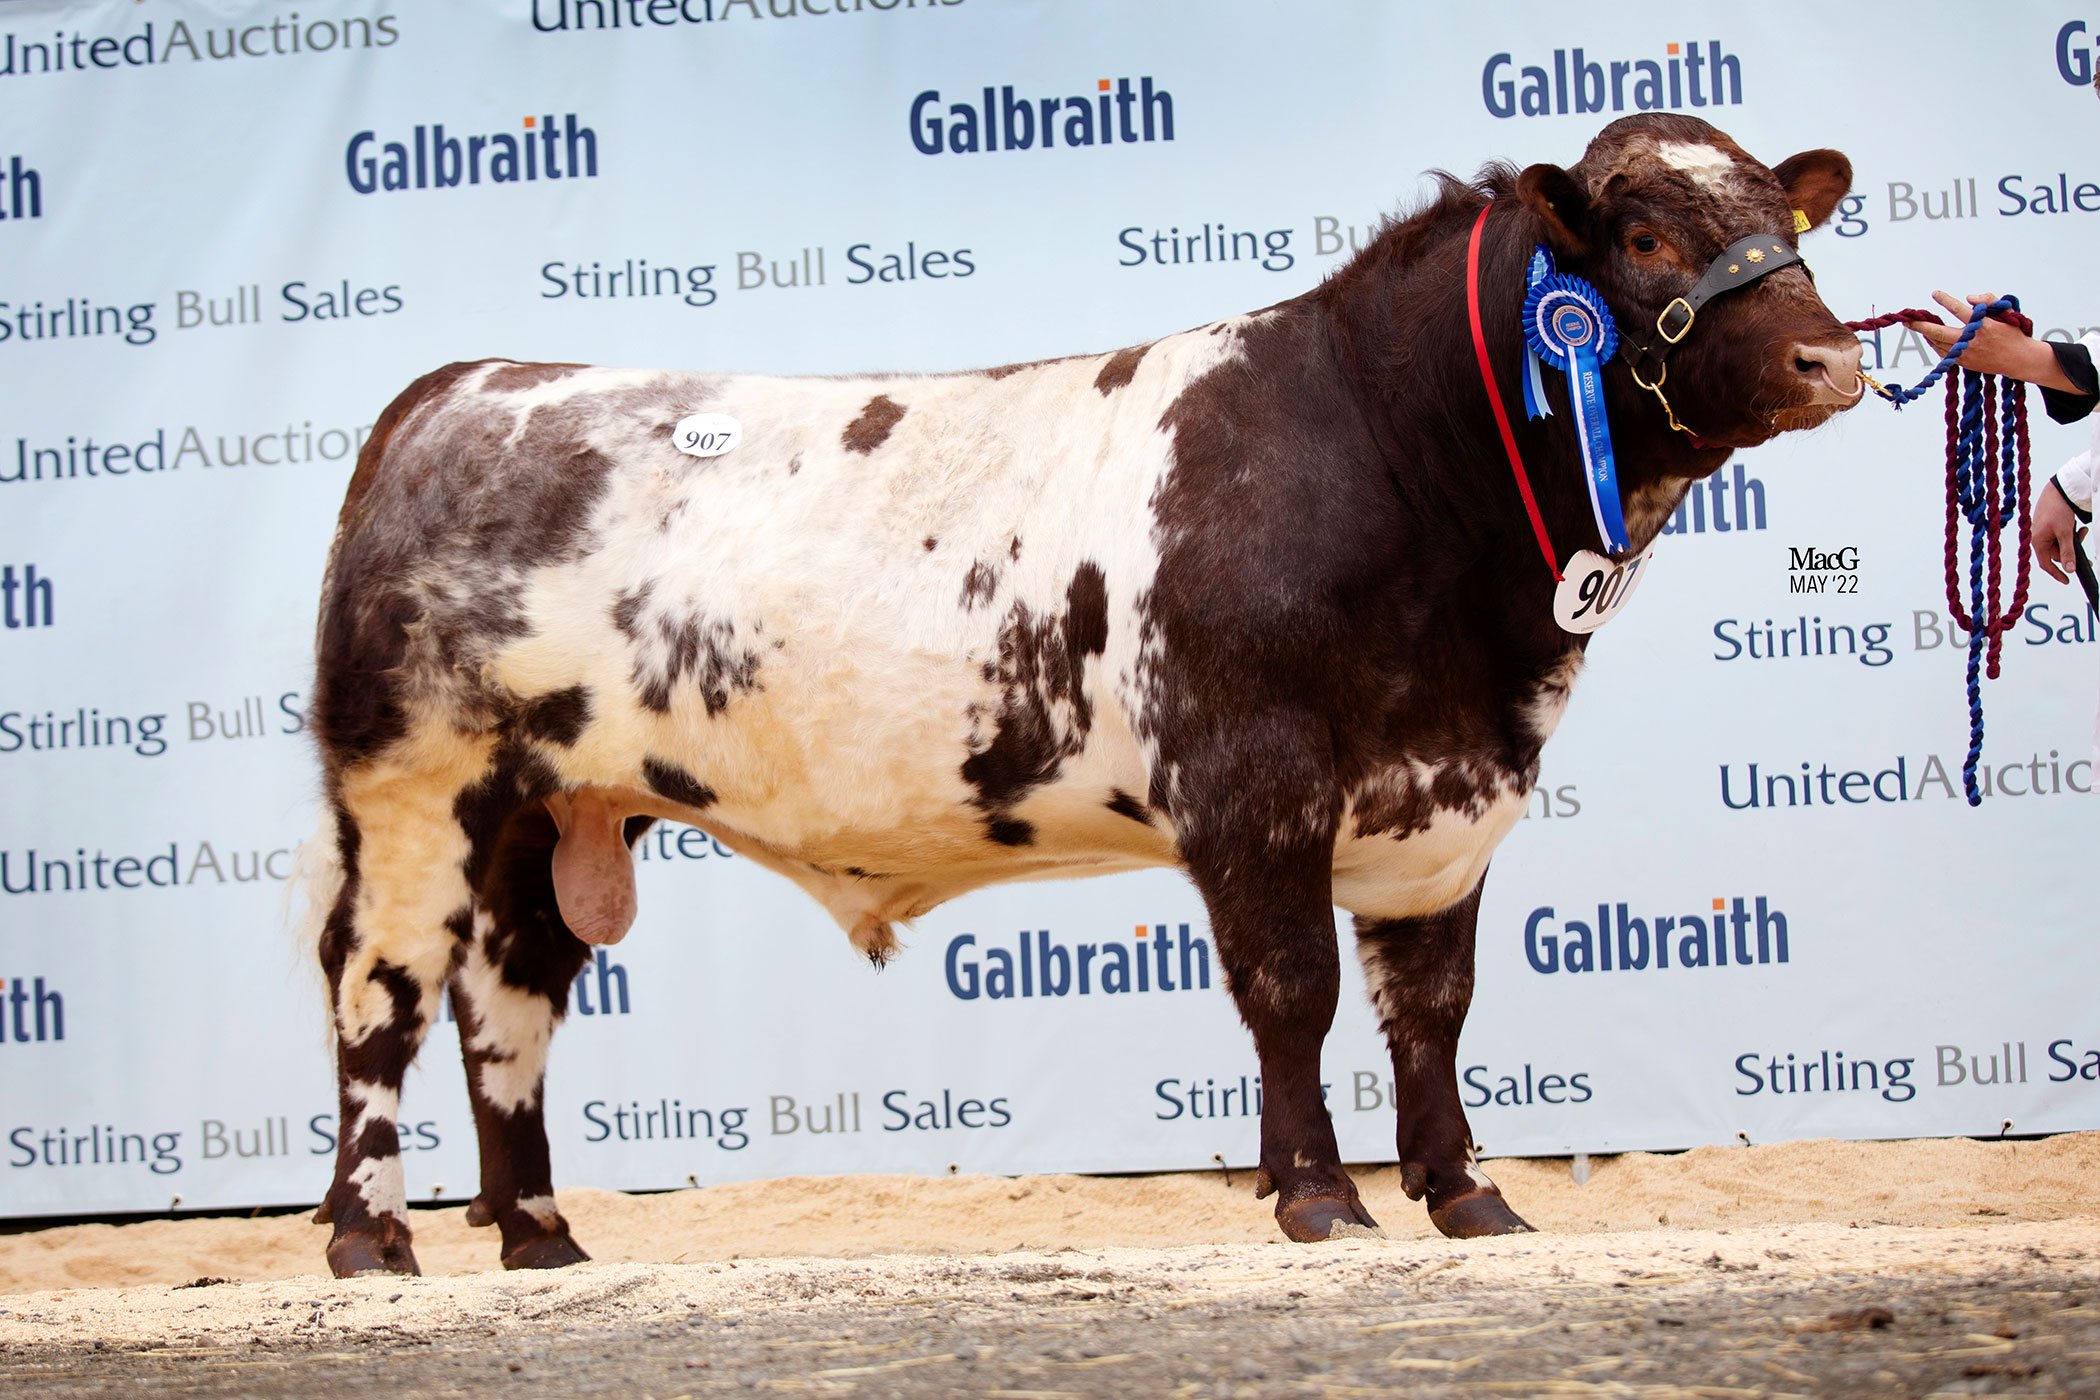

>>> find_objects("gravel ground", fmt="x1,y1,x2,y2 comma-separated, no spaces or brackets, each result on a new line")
3,1218,2094,1398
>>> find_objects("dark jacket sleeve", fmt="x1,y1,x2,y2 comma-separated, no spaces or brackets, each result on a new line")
2041,340,2099,424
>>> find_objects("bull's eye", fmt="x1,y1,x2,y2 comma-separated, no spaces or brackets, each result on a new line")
1629,231,1662,255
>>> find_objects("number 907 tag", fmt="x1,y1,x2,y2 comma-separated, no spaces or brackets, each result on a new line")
1553,546,1654,635
672,412,741,459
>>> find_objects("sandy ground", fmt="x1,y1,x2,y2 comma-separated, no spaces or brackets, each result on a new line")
1,1135,2095,1395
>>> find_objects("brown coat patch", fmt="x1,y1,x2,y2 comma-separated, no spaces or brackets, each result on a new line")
980,354,1076,380
337,360,498,530
960,561,1000,609
1093,344,1148,395
842,395,906,454
484,361,589,393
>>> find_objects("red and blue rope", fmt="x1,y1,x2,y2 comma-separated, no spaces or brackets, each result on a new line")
1844,299,2032,806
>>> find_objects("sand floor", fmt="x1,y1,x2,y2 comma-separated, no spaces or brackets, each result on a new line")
0,1135,2095,1395
1,1133,2094,1327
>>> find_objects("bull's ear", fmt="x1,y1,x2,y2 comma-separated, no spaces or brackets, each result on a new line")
1516,164,1592,256
1772,150,1852,231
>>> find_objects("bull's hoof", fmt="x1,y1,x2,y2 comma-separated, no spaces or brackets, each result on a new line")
326,1228,422,1278
464,1195,496,1228
501,1233,591,1271
1429,1189,1535,1239
1277,1194,1385,1243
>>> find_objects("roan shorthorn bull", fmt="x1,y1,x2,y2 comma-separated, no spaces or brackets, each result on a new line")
305,114,1863,1276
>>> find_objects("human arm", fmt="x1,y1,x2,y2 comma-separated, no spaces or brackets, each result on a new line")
1901,293,2095,422
2034,451,2094,586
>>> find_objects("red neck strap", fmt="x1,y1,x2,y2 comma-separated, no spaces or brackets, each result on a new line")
1466,203,1563,581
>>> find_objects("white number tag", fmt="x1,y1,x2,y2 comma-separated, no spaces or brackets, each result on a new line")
672,412,741,459
1553,546,1654,634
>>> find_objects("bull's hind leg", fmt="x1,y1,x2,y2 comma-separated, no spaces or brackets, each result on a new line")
1355,879,1534,1238
318,745,491,1277
1179,735,1380,1244
449,803,598,1270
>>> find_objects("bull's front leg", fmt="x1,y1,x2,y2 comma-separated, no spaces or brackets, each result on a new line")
1354,878,1534,1237
1177,732,1380,1244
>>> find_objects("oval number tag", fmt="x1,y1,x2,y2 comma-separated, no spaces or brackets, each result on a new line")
672,412,741,459
1553,546,1654,634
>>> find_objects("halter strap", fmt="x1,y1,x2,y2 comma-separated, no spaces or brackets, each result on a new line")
1618,233,1805,388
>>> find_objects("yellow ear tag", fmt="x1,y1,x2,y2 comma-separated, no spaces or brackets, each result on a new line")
1791,208,1811,234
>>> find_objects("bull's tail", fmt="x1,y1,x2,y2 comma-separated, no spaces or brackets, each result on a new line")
286,808,347,1054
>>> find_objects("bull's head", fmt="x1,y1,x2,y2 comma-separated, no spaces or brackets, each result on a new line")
1516,114,1862,449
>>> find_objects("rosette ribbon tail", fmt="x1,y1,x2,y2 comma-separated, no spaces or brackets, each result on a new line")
1521,245,1555,422
1522,348,1552,421
1566,339,1628,553
1523,271,1629,556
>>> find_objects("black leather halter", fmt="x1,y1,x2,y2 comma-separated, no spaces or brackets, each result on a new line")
1615,232,1809,411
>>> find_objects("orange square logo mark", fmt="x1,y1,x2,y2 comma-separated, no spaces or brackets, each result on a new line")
523,115,537,128
1667,42,1680,55
1097,78,1111,91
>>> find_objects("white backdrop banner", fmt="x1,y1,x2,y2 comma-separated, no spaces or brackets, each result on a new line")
2,0,2096,1219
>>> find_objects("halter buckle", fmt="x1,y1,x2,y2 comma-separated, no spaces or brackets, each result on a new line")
1657,298,1695,344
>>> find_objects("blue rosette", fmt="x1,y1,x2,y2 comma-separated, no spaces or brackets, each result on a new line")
1523,272,1621,370
1521,272,1627,553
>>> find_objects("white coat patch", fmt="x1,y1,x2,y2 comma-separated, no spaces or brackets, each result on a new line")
455,925,559,1115
348,1155,408,1221
1654,141,1737,191
1332,771,1528,921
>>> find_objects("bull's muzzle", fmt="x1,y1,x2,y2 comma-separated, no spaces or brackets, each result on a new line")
1791,338,1866,407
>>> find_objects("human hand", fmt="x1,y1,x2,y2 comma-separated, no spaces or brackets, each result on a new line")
2032,480,2086,586
1902,292,2072,390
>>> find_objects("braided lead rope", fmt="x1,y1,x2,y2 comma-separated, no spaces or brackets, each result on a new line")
1843,298,2033,806
1956,367,1991,803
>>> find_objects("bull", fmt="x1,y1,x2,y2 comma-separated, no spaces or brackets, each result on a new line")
304,114,1863,1276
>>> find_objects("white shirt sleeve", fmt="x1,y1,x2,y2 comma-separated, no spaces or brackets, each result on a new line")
2061,447,2097,512
2071,332,2100,510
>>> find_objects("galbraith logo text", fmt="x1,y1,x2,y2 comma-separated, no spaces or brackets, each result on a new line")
346,115,598,194
0,976,63,1044
1524,898,1790,974
1662,463,1767,536
1,17,398,78
2058,21,2100,85
1,564,53,630
0,157,39,223
945,923,1211,999
1483,41,1743,119
912,78,1173,155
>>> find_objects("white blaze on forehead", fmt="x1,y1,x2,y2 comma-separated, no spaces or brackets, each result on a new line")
1653,140,1739,190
